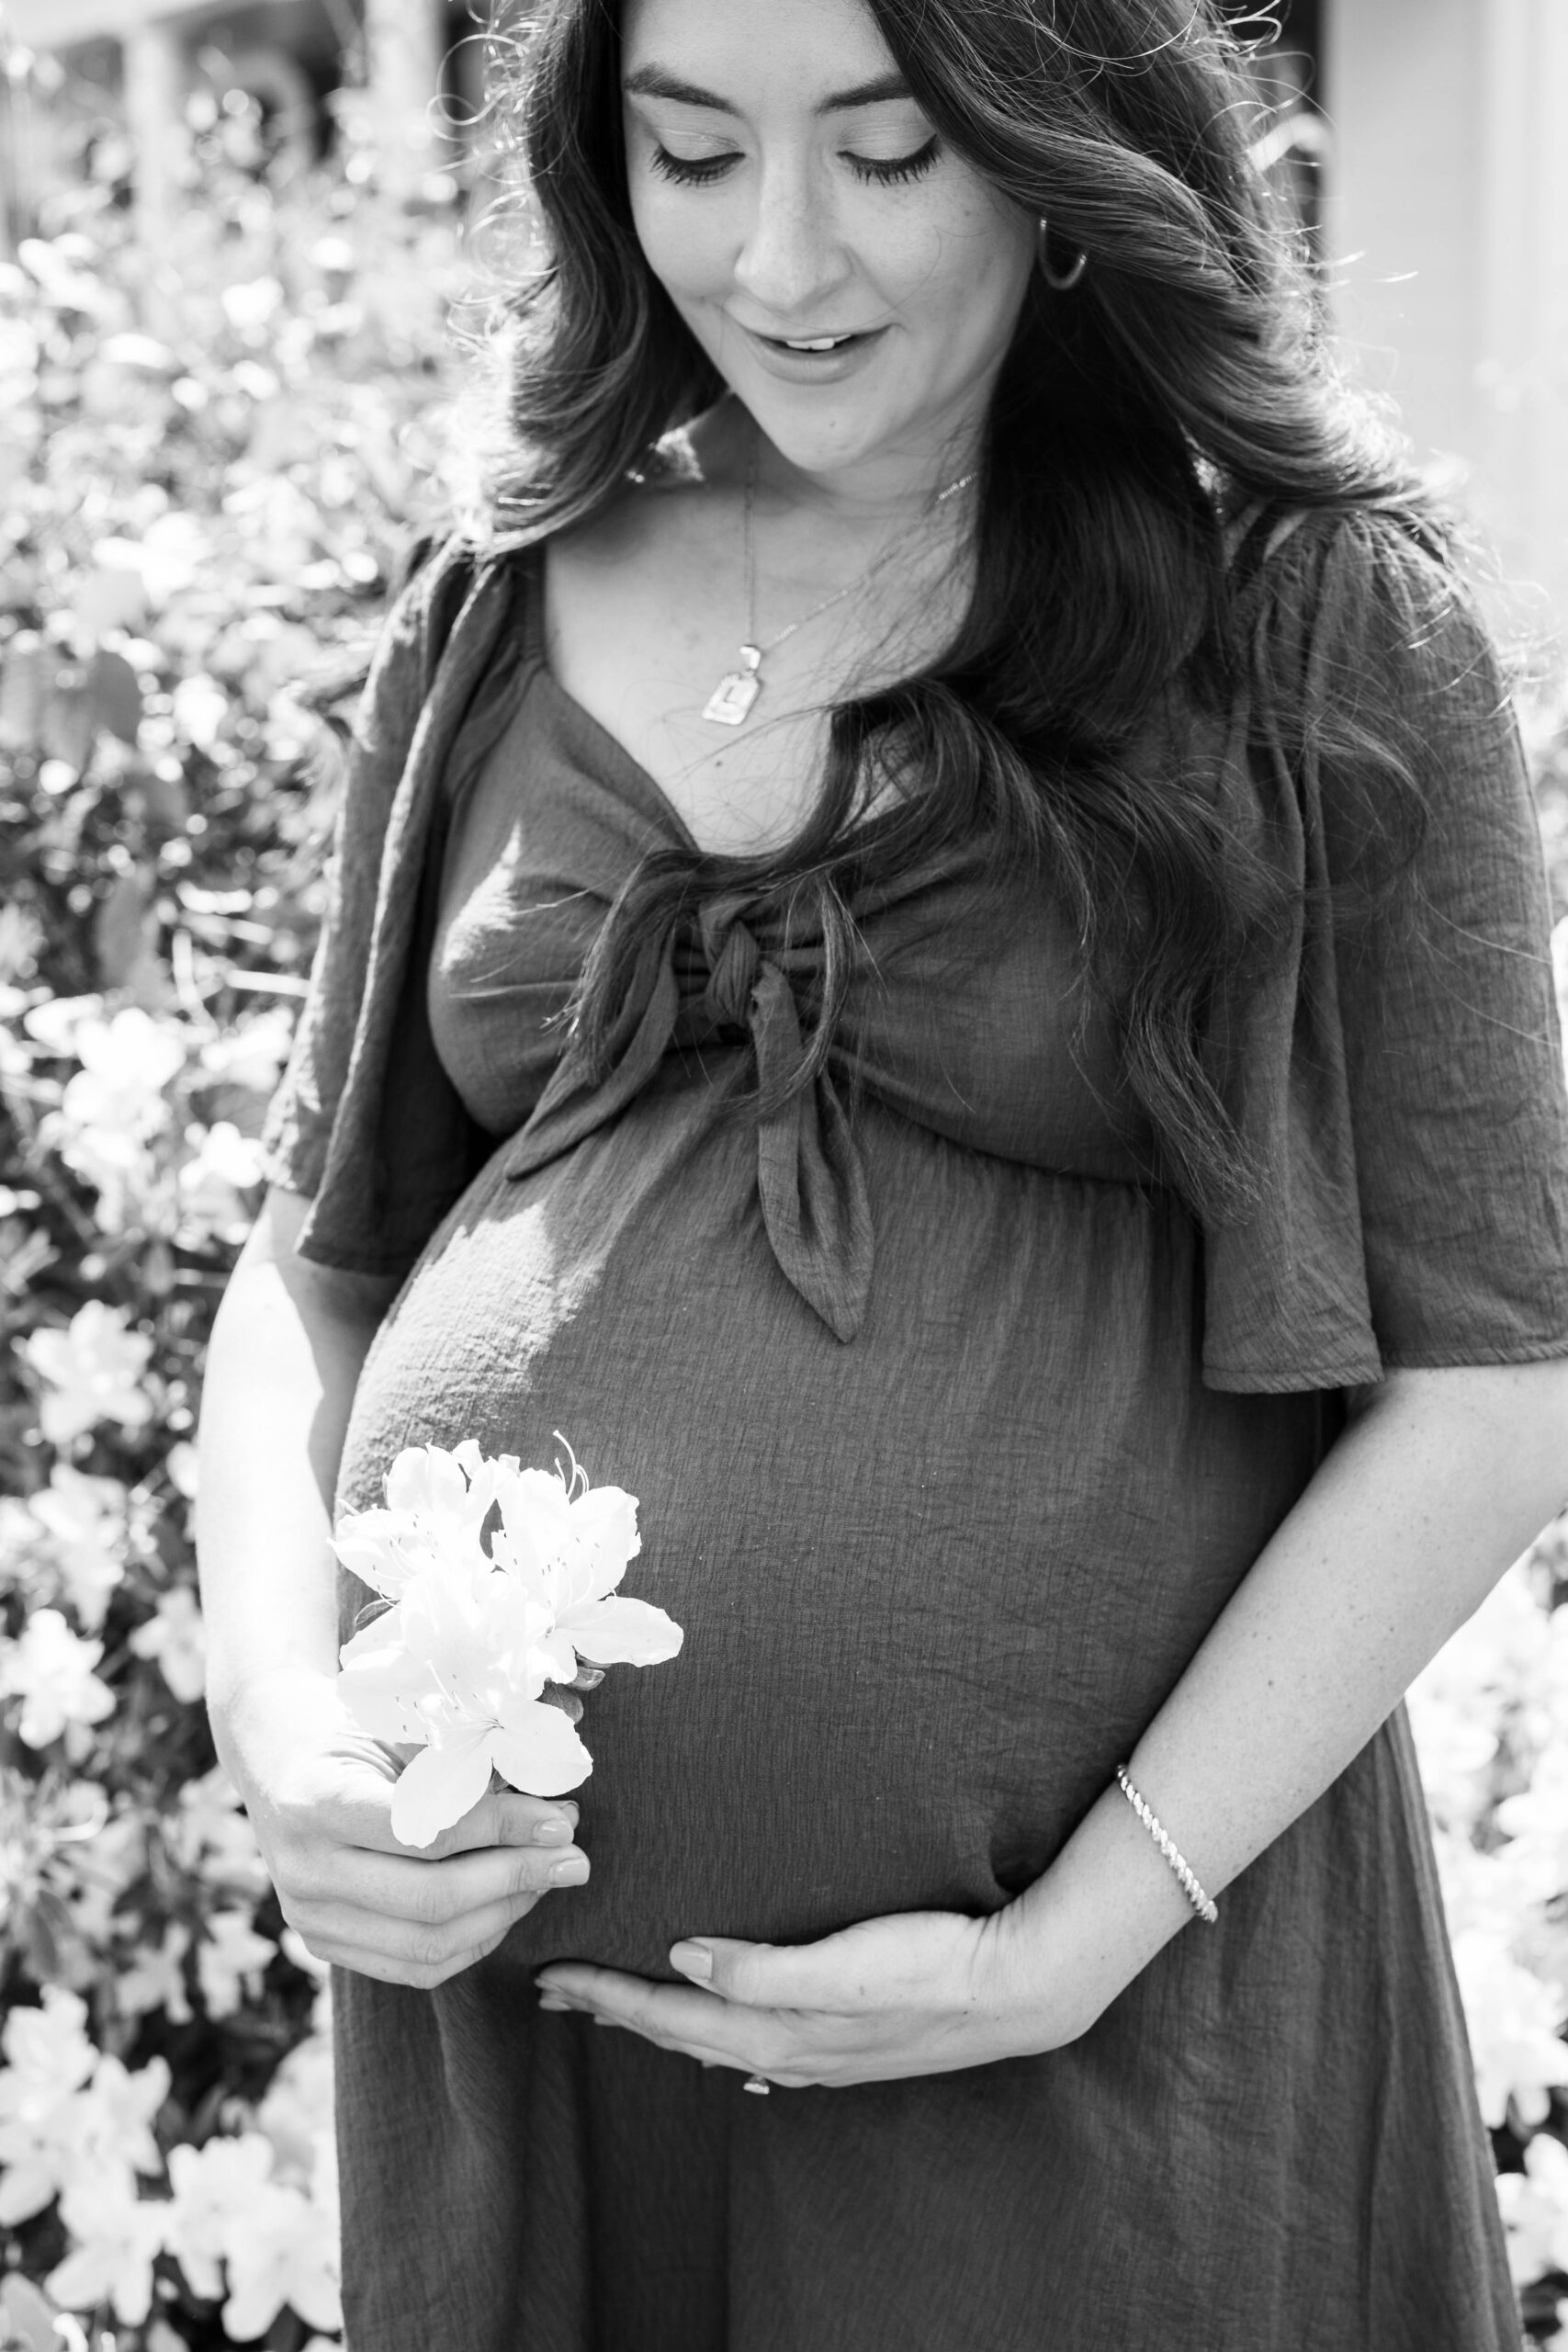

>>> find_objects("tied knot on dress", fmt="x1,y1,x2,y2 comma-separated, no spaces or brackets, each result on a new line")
505,891,874,1344
694,897,763,1036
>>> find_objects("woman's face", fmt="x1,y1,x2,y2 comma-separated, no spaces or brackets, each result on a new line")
619,0,1037,490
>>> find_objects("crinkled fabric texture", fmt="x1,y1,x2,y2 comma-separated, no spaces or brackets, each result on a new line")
262,520,1567,2352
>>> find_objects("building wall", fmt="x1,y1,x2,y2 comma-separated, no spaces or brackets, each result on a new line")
1325,0,1568,632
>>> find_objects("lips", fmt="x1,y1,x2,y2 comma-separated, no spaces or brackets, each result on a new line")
732,320,892,386
740,324,885,352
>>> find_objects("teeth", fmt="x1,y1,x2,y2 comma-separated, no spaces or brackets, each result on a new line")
783,335,849,351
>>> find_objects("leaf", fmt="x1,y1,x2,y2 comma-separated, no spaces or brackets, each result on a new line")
93,866,159,989
0,635,51,751
89,646,144,745
39,669,96,775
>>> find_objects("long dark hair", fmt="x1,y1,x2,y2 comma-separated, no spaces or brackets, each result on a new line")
476,0,1448,1221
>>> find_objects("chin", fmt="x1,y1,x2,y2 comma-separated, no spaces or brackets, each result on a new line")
730,386,908,476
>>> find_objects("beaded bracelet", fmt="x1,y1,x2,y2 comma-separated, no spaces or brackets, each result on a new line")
1114,1765,1219,1926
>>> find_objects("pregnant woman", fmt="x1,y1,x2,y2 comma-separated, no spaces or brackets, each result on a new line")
197,0,1568,2345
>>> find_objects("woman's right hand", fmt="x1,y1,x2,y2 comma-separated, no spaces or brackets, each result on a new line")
211,1666,590,1989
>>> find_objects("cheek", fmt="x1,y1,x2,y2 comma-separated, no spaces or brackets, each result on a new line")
629,185,736,303
886,206,1033,349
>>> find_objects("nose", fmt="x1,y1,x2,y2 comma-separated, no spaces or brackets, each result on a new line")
731,156,852,321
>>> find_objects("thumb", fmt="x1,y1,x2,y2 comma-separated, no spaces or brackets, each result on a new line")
669,1934,854,2011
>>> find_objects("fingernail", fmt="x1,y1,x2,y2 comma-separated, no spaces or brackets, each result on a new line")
670,1940,712,1982
549,1856,590,1886
533,1818,571,1846
537,1992,571,2012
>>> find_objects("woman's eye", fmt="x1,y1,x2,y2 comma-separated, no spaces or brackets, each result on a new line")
647,136,942,190
649,146,740,186
846,137,942,187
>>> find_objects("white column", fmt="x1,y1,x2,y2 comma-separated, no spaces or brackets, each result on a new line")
1475,0,1568,630
1321,0,1485,458
1323,0,1568,631
121,17,187,236
364,0,446,204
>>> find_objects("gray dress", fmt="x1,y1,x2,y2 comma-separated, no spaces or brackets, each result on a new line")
263,519,1568,2352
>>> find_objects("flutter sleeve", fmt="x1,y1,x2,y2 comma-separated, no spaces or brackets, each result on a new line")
259,536,526,1278
1199,512,1568,1393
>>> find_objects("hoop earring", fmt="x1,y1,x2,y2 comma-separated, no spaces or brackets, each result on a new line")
1036,218,1089,293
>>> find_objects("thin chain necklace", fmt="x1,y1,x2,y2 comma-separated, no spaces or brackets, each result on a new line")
701,444,976,729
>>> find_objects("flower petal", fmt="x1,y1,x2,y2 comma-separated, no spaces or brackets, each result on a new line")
330,1509,416,1600
338,1677,428,1747
565,1597,682,1668
566,1487,641,1598
389,1728,495,1848
534,1629,580,1686
488,1702,592,1798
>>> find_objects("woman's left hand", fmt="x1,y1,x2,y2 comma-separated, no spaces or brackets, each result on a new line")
534,1904,1092,2087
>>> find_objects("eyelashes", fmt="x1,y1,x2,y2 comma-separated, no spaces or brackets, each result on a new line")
649,136,942,189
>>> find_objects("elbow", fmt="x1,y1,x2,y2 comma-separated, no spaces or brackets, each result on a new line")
1368,1353,1568,1529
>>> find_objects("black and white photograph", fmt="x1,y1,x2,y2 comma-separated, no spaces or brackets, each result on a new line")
2,4,1568,2347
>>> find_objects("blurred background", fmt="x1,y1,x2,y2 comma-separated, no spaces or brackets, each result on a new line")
1,7,1567,2350
4,0,1567,617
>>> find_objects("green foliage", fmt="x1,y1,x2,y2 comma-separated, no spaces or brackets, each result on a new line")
0,125,469,2351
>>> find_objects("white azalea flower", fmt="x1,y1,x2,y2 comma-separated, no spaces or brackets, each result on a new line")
334,1439,682,1845
170,1763,270,1898
492,1460,680,1683
1495,1744,1568,1892
177,1119,265,1244
19,1301,154,1445
1497,2130,1568,2288
75,2051,169,2181
61,1008,184,1140
23,1464,129,1629
201,1009,295,1094
0,1611,115,1751
340,1559,591,1846
117,1920,193,2023
165,2132,278,2301
47,2165,168,2327
331,1438,503,1601
0,1988,96,2226
20,995,104,1057
258,2027,334,2187
196,1910,278,2019
221,2175,343,2342
129,1583,207,1702
1452,1928,1568,2128
166,1439,200,1498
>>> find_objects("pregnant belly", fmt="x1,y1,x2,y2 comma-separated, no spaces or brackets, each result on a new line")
335,1080,1326,1978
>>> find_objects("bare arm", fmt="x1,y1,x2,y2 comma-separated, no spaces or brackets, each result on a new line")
197,1187,592,1987
999,1356,1568,2021
198,1185,394,1709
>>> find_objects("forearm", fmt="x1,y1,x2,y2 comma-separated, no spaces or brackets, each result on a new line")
1009,1360,1568,2031
196,1188,394,1719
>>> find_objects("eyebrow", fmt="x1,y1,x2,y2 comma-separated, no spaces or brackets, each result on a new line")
622,66,913,116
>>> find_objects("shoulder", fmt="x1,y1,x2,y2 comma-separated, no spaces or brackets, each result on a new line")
1222,504,1517,781
352,526,524,741
1235,503,1499,685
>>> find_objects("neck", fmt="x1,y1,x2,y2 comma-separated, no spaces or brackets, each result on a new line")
702,397,984,528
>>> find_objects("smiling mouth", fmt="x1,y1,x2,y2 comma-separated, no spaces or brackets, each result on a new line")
749,327,884,354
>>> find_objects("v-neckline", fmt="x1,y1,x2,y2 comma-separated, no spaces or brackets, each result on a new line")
521,547,706,856
518,540,907,869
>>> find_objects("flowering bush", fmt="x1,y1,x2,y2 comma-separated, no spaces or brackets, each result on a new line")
3,68,1568,2352
0,91,468,2351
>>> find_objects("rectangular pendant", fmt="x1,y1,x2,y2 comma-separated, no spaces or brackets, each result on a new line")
702,669,761,728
